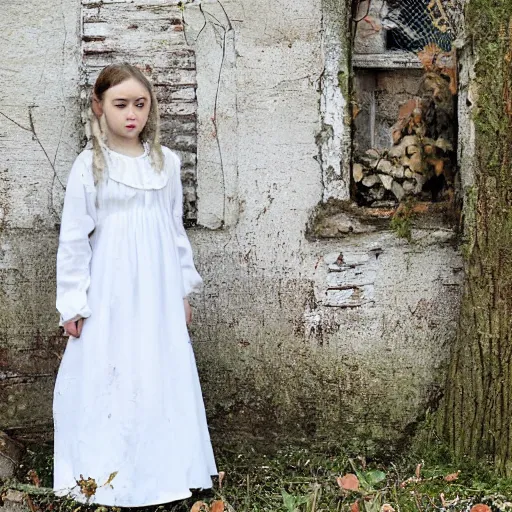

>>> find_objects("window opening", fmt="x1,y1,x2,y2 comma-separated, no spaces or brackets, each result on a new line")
351,0,458,208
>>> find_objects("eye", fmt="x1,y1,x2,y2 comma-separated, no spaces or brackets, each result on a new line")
136,103,145,108
115,104,126,109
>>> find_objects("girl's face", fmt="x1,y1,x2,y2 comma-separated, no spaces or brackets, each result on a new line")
100,77,151,144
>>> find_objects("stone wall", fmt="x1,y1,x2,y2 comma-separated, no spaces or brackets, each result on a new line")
0,0,80,438
81,0,199,222
0,0,465,452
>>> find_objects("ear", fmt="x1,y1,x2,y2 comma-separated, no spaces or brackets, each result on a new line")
91,93,103,119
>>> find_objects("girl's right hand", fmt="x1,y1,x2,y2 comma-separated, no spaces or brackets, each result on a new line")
63,318,84,338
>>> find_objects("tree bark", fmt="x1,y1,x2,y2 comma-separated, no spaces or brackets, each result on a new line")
440,0,512,474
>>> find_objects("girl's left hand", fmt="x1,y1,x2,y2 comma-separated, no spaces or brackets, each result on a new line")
184,298,192,325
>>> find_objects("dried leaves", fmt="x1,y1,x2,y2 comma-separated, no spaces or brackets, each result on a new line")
191,501,210,512
336,462,387,512
444,470,460,482
470,505,492,512
75,470,118,501
76,475,98,499
27,470,40,488
417,43,458,95
190,472,227,512
190,499,227,512
337,474,360,492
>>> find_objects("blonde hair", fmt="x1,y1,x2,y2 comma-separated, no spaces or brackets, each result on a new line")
89,63,164,183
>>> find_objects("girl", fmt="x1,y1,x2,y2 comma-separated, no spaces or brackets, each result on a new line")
53,63,217,507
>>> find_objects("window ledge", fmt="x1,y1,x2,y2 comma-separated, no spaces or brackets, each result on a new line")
307,199,459,240
353,52,422,70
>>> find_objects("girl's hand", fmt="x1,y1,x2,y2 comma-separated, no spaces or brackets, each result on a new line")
184,298,192,326
63,318,84,338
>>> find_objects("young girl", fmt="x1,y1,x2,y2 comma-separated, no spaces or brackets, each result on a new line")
53,63,217,507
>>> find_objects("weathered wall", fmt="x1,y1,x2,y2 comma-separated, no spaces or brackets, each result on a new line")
184,0,463,449
0,0,80,438
0,0,463,451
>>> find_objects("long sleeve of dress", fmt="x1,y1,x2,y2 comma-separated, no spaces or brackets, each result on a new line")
56,155,96,325
170,152,203,297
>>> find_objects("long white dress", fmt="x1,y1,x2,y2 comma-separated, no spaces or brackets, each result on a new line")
53,145,217,507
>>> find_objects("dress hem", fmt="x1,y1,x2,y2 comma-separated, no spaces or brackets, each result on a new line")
53,484,214,508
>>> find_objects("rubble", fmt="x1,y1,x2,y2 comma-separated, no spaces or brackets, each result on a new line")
353,91,455,206
0,431,24,480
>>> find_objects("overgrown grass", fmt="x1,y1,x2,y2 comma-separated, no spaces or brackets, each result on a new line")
4,438,512,512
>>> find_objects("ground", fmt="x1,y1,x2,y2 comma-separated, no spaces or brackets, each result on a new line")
3,434,512,512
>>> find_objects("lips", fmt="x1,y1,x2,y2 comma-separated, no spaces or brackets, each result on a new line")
126,124,136,129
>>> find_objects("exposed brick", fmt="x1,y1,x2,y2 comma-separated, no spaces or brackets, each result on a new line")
81,0,198,221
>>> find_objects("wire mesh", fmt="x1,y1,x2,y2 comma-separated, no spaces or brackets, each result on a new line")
383,0,454,52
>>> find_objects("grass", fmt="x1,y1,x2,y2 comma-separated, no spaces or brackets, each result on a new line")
4,439,512,512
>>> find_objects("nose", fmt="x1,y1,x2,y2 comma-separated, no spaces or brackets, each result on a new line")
127,107,136,119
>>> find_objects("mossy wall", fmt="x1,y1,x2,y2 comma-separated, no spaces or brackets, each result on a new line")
0,0,465,456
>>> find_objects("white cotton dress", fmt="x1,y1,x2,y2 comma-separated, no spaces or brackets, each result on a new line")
53,145,217,507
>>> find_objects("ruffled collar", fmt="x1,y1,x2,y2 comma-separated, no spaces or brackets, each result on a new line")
102,143,169,190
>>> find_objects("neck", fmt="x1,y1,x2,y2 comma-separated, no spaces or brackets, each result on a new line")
106,135,145,157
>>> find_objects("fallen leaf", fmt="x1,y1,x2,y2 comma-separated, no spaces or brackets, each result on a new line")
191,502,209,512
25,495,37,512
381,505,395,512
27,469,40,487
218,470,226,489
337,473,360,491
470,505,491,512
210,501,225,512
418,43,441,71
398,98,421,124
444,470,460,482
350,500,360,512
104,471,118,486
76,475,98,498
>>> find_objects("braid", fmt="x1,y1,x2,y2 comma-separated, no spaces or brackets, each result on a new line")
140,86,164,172
89,107,107,184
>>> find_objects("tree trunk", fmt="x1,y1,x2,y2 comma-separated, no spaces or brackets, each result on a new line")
439,0,512,474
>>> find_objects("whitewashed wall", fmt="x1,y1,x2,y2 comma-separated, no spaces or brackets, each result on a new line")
0,0,463,449
0,0,80,436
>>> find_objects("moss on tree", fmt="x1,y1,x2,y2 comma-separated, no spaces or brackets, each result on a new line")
439,0,512,474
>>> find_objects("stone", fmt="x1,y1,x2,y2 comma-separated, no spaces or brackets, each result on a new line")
365,148,380,159
402,135,418,147
362,174,381,187
369,185,385,201
434,137,453,152
0,431,24,480
314,213,377,237
2,490,27,512
353,163,364,183
413,173,428,193
391,181,405,201
388,135,418,159
404,169,414,178
403,180,416,193
406,144,420,156
376,158,393,175
402,152,423,174
371,200,397,208
390,165,405,179
388,143,405,160
358,156,378,169
378,173,393,190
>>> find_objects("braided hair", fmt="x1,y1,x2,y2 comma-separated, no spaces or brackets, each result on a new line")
89,63,164,183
